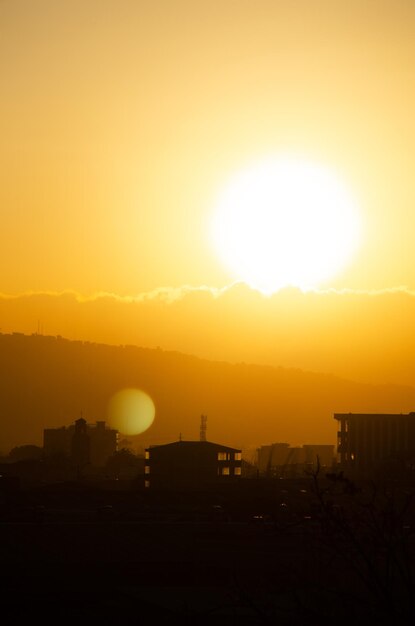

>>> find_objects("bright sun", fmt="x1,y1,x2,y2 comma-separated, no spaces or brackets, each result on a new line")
211,156,361,294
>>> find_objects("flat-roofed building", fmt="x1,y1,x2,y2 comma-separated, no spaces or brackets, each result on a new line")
334,412,415,474
257,442,334,478
303,444,334,469
44,418,118,467
257,443,291,475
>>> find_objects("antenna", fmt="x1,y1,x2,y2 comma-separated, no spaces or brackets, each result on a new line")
200,414,207,442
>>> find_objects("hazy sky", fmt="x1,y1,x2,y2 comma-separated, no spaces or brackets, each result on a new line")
2,1,415,454
1,0,415,296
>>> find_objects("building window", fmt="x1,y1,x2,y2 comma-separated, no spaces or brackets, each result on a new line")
234,452,242,461
145,466,150,474
145,480,150,489
234,467,241,475
221,467,230,475
218,452,232,460
145,450,150,460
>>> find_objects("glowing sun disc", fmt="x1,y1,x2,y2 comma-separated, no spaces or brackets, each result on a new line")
211,157,361,294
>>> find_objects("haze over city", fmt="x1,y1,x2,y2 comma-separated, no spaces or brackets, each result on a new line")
1,2,415,622
2,2,415,440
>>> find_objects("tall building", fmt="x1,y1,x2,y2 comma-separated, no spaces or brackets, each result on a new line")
44,419,118,467
70,417,90,468
334,412,415,474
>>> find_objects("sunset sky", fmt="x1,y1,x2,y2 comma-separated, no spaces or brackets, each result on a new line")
1,1,414,387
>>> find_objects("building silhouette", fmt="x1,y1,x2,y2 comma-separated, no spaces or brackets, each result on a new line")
70,418,90,469
335,412,415,474
144,440,242,490
257,442,334,478
44,418,118,467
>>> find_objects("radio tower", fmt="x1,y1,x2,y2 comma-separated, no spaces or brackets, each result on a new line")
200,414,207,442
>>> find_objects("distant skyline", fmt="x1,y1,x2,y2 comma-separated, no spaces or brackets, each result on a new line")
2,330,415,452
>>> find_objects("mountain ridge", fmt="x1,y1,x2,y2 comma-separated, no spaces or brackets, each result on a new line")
1,331,414,453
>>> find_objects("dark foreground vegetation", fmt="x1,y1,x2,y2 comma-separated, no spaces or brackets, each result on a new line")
1,473,415,625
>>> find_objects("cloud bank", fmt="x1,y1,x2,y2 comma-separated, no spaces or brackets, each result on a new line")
0,283,414,387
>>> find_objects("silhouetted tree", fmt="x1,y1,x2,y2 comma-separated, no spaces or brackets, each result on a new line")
308,463,415,623
8,445,42,462
105,448,143,479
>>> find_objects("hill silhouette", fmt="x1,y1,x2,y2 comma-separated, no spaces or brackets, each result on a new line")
0,332,414,453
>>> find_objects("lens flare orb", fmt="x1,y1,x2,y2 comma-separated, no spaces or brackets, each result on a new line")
107,388,155,435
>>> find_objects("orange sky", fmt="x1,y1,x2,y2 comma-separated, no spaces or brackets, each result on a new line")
1,1,414,387
0,285,414,387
